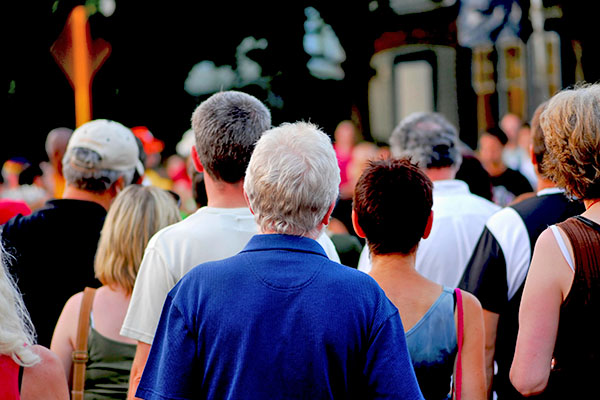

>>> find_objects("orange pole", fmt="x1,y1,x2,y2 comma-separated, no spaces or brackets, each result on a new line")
70,6,92,127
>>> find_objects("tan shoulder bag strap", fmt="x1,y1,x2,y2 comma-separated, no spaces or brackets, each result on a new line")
72,287,96,400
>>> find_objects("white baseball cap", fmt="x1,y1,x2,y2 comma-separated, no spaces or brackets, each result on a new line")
65,119,144,176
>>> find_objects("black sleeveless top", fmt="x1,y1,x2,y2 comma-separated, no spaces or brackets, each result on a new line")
540,216,600,398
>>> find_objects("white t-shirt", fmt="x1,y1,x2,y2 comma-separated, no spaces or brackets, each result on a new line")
358,179,500,288
121,206,340,344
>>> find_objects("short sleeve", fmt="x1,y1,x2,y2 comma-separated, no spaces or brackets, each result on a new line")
136,291,198,399
121,245,177,343
364,299,424,399
459,227,508,314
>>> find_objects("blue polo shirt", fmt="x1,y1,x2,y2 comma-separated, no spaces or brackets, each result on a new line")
137,234,423,400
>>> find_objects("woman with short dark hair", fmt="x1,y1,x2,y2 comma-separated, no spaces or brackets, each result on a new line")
353,158,486,399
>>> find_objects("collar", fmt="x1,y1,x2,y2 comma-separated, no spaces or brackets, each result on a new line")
46,198,107,214
241,234,328,258
536,187,564,197
432,179,471,195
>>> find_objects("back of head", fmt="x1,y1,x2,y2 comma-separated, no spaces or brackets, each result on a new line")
94,185,181,294
191,91,271,183
244,122,340,238
45,127,73,166
62,119,144,194
541,83,600,199
353,158,433,255
0,241,40,366
531,100,550,178
390,112,462,169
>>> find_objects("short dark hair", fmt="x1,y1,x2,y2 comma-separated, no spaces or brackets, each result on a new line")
484,126,509,146
353,158,433,255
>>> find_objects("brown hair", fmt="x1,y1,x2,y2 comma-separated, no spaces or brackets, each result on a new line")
541,83,600,199
94,185,181,293
353,158,433,255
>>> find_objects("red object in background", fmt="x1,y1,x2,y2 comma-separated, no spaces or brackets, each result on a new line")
131,126,165,155
0,199,32,225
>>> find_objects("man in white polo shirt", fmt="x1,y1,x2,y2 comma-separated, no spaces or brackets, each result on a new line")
122,91,339,399
358,112,499,288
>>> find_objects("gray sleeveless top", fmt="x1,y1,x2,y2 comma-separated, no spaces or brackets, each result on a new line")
405,287,457,400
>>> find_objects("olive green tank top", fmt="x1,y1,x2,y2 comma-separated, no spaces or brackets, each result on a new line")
84,323,136,400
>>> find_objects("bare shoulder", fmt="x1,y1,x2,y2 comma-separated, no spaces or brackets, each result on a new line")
457,289,484,321
63,291,84,313
459,290,482,309
21,345,69,400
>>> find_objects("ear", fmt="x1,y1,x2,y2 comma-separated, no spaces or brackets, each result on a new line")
321,201,336,227
529,143,537,167
109,176,126,197
243,189,254,215
423,210,434,239
191,146,204,173
351,209,366,239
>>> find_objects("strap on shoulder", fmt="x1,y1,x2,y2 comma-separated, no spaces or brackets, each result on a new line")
454,288,464,400
71,287,96,400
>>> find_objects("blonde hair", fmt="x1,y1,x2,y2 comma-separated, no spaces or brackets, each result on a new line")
94,185,181,293
0,241,40,366
541,83,600,199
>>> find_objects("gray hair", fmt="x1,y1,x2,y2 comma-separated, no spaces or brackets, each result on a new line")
192,91,272,183
62,147,136,193
244,122,340,239
389,112,462,169
0,240,40,366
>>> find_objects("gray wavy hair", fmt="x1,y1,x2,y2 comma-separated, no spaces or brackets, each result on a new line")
62,147,136,193
390,112,462,169
244,122,340,239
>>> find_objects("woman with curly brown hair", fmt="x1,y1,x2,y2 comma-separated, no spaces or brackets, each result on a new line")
510,83,600,398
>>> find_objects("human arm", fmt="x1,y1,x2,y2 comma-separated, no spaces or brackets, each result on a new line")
455,290,487,400
50,291,83,386
127,341,151,400
482,310,499,398
510,228,573,396
21,345,70,400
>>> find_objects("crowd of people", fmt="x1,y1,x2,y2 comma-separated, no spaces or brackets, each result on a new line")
0,83,599,399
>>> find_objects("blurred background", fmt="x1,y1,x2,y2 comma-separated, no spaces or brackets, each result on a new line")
4,0,600,165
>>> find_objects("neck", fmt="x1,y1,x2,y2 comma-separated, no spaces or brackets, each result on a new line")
424,166,455,182
204,173,247,208
535,176,556,192
584,198,600,210
61,185,113,210
370,252,417,276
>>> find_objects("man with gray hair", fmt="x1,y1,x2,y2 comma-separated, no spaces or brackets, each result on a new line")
2,119,143,347
123,92,341,398
136,122,423,400
358,112,499,288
